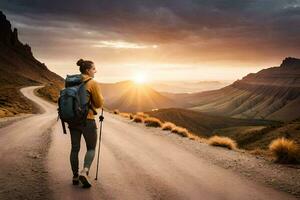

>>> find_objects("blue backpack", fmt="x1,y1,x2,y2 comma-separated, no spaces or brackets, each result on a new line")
57,74,94,134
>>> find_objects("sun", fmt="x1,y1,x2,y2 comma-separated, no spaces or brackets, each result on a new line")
133,72,148,84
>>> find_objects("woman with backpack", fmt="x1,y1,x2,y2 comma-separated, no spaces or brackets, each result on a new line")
68,59,104,188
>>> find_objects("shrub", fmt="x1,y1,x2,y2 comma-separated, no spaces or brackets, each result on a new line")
188,131,204,142
269,138,299,164
208,136,237,150
113,109,120,114
171,126,189,137
193,136,207,143
135,112,149,118
144,117,162,127
133,115,144,123
120,112,130,118
162,122,176,131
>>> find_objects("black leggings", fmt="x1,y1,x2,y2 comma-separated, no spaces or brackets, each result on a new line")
68,119,97,176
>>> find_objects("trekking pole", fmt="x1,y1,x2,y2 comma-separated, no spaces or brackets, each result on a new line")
95,108,104,180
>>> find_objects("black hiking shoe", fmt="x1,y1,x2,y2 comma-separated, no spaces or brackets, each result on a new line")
72,174,79,185
79,168,91,188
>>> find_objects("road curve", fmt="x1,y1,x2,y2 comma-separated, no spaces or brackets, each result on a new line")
0,86,297,200
0,86,58,199
0,86,57,152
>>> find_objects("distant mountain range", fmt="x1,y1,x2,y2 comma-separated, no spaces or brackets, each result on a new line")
179,57,300,121
148,80,230,93
100,80,180,112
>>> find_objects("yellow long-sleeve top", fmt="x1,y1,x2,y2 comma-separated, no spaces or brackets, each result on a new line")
81,74,104,119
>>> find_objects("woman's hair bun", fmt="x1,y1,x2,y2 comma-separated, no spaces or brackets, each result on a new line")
76,58,94,73
76,59,84,67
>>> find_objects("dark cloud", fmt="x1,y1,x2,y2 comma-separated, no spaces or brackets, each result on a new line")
1,0,299,64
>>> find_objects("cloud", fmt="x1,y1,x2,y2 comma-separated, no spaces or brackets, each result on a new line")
0,0,299,65
93,41,158,49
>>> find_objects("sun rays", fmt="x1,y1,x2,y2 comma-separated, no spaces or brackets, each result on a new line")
133,72,148,84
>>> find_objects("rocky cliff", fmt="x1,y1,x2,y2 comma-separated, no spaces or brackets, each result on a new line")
0,11,64,117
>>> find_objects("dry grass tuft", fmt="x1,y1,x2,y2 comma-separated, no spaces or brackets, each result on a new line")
171,126,189,137
162,122,176,131
188,131,206,142
120,112,130,118
208,136,237,150
135,112,149,118
113,109,120,114
162,123,205,142
133,115,144,123
269,138,299,164
144,117,163,127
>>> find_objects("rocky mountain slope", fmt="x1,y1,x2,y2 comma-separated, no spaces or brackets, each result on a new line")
0,11,64,117
183,57,300,121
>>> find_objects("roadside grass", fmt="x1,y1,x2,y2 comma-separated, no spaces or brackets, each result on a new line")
136,112,149,118
162,122,176,131
133,115,144,123
144,117,162,127
269,138,299,164
187,131,207,142
208,136,237,150
123,113,206,142
171,126,189,137
119,112,131,118
115,111,239,151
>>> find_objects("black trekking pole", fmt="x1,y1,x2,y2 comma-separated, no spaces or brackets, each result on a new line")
95,108,104,180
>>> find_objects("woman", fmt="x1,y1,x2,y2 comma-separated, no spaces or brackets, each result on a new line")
68,59,104,188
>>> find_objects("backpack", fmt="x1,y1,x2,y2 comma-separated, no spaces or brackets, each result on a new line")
57,74,94,134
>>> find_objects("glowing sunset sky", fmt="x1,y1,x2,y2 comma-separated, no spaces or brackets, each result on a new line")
1,0,300,83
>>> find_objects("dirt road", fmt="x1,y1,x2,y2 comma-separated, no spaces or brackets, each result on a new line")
0,86,297,200
0,86,57,199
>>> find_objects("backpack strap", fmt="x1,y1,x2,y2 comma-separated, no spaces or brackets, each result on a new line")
57,97,67,134
83,78,98,115
87,90,98,115
83,77,92,84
